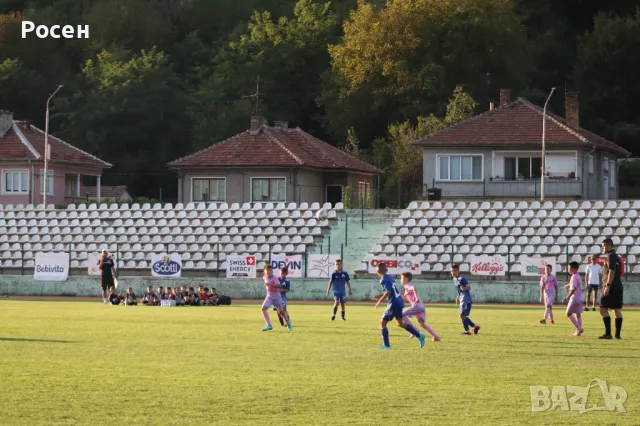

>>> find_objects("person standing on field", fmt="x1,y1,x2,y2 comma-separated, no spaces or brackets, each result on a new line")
599,239,623,339
98,250,117,305
584,255,602,311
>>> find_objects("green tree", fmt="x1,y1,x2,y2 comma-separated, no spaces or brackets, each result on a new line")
0,58,47,120
189,0,338,148
55,47,190,199
321,0,528,145
576,10,640,154
375,86,477,207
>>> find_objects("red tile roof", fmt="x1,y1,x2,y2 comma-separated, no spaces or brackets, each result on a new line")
0,119,112,167
168,124,383,175
413,98,630,156
84,185,130,198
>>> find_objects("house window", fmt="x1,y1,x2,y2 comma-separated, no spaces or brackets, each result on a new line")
65,175,79,197
603,158,609,172
3,170,29,194
504,157,542,180
438,155,482,181
358,182,370,206
252,178,285,201
609,160,615,188
588,155,594,175
39,170,54,195
193,178,226,202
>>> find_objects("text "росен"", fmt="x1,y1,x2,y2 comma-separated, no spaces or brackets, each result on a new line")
22,21,89,39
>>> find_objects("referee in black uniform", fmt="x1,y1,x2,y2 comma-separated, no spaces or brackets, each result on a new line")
599,238,623,339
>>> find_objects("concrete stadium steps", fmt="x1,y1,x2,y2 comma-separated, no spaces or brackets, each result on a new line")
312,209,401,274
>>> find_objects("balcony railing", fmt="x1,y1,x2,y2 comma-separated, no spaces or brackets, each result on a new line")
425,178,583,199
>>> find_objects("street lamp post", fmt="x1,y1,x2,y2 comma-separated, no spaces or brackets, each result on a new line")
540,87,556,202
43,85,63,209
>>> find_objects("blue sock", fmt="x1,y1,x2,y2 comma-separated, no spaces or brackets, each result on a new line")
382,328,390,347
332,307,338,316
462,318,470,332
341,310,345,319
467,318,475,328
405,324,421,338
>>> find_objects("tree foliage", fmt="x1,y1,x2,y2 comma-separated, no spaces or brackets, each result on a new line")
1,0,640,200
576,10,640,152
375,86,477,207
323,0,527,144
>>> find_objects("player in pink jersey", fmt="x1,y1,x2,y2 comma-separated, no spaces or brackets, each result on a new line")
400,273,440,341
261,265,292,331
539,264,558,325
562,261,584,336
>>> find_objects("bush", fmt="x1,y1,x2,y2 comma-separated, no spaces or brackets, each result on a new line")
342,186,351,209
135,196,158,205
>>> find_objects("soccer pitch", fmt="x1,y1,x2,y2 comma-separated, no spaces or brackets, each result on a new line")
1,301,638,425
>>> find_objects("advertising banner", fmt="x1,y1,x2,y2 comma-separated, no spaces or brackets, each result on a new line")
34,252,69,281
470,255,506,276
226,255,257,278
151,253,182,278
520,256,557,276
307,254,340,278
270,254,303,278
365,256,420,275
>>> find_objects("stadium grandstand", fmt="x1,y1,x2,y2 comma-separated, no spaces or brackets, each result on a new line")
357,199,640,275
0,202,344,272
2,198,640,277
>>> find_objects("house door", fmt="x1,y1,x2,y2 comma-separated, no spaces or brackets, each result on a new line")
603,176,609,199
326,185,343,206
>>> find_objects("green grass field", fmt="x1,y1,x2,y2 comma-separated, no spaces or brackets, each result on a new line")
1,300,638,425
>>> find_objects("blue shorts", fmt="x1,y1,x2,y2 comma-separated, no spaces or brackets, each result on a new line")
587,284,600,293
273,299,287,311
382,303,404,322
459,303,472,316
333,293,346,304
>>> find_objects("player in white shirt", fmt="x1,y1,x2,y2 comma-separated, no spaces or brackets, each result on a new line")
584,255,603,312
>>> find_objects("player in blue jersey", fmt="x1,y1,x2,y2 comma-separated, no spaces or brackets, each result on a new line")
372,263,426,350
451,264,480,335
274,267,292,326
325,259,353,321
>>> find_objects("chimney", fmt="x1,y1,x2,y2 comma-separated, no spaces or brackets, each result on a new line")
274,121,288,129
565,92,579,128
489,102,495,111
499,89,511,107
250,116,262,131
0,110,13,138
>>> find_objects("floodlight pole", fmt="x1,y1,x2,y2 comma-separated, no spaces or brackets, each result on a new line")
43,85,63,209
540,87,556,202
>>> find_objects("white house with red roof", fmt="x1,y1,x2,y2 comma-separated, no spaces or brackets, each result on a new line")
168,117,383,206
0,110,112,206
413,90,630,200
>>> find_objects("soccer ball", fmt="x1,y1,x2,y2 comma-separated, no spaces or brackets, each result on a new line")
315,209,328,220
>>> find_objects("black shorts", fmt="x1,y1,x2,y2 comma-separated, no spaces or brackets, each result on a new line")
100,278,115,291
601,290,623,310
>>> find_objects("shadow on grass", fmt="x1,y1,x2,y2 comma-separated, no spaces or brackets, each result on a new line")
0,337,74,343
